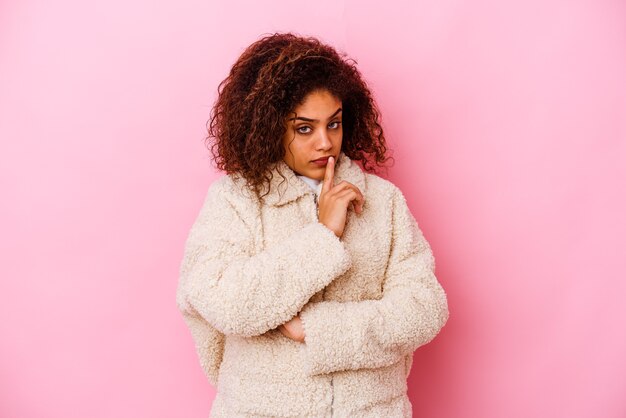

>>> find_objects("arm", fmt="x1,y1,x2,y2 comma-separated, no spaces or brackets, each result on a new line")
298,186,449,376
176,178,352,337
179,311,224,386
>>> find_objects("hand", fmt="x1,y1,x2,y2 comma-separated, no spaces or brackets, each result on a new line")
278,314,306,343
318,156,365,238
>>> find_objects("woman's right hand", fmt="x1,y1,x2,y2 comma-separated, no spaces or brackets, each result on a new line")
318,156,365,238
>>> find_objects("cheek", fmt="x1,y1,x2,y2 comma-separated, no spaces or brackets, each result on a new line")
290,141,308,160
281,134,291,152
296,145,312,161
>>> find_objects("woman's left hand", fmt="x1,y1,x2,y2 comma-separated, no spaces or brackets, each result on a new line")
278,315,306,343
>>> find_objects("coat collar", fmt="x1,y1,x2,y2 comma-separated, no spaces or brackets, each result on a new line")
259,151,366,206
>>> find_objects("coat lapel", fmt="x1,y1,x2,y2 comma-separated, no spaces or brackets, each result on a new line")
260,151,366,206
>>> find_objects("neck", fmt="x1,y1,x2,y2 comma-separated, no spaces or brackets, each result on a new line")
296,173,320,191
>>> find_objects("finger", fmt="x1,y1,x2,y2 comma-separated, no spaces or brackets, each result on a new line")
330,180,362,197
336,189,359,209
278,325,291,338
358,199,364,213
354,190,365,212
321,156,335,194
349,191,367,213
350,200,362,214
334,184,365,210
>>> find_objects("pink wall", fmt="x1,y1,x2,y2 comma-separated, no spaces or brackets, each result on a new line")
1,0,625,417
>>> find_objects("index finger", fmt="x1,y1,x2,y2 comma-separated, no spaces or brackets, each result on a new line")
322,155,335,194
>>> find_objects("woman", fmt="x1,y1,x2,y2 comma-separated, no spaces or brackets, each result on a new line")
176,32,449,417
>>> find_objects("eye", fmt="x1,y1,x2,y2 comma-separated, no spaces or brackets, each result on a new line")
329,121,342,129
296,126,312,134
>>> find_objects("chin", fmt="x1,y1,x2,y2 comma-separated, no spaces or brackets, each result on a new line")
307,170,325,180
294,163,324,180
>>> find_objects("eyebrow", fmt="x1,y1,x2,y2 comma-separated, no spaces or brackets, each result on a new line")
287,108,342,123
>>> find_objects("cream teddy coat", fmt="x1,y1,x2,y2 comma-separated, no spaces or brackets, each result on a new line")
176,151,449,417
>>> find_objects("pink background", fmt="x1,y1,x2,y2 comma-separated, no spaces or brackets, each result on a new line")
1,0,625,417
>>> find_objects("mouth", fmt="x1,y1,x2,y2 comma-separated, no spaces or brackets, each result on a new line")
311,156,332,167
311,156,332,163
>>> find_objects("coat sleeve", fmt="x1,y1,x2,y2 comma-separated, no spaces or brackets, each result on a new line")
176,178,352,338
179,311,225,387
298,186,449,376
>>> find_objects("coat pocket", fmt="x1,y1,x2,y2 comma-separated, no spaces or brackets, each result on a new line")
331,359,408,413
217,333,332,417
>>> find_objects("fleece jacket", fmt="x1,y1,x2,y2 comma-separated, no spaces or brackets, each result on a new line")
176,151,450,417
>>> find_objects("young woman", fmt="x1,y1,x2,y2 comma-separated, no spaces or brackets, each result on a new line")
176,32,449,417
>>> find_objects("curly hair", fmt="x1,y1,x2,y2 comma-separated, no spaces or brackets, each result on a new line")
206,32,393,198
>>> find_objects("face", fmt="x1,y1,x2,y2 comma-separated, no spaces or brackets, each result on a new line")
281,89,343,180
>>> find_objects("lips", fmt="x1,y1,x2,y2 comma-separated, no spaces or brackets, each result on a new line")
312,156,332,163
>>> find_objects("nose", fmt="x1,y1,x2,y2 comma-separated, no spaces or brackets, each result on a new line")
315,128,332,151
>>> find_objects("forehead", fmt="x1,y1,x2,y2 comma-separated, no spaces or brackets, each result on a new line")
291,89,342,116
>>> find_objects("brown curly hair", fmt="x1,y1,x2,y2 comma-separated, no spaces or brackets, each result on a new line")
206,32,393,198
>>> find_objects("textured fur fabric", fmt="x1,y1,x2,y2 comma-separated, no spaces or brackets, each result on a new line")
176,151,449,417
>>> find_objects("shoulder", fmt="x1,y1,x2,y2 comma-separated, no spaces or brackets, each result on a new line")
199,174,260,231
204,174,257,205
362,172,417,229
205,174,241,197
362,171,405,202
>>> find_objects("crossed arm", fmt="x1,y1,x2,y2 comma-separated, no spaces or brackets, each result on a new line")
297,186,449,376
177,180,448,378
176,179,352,337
